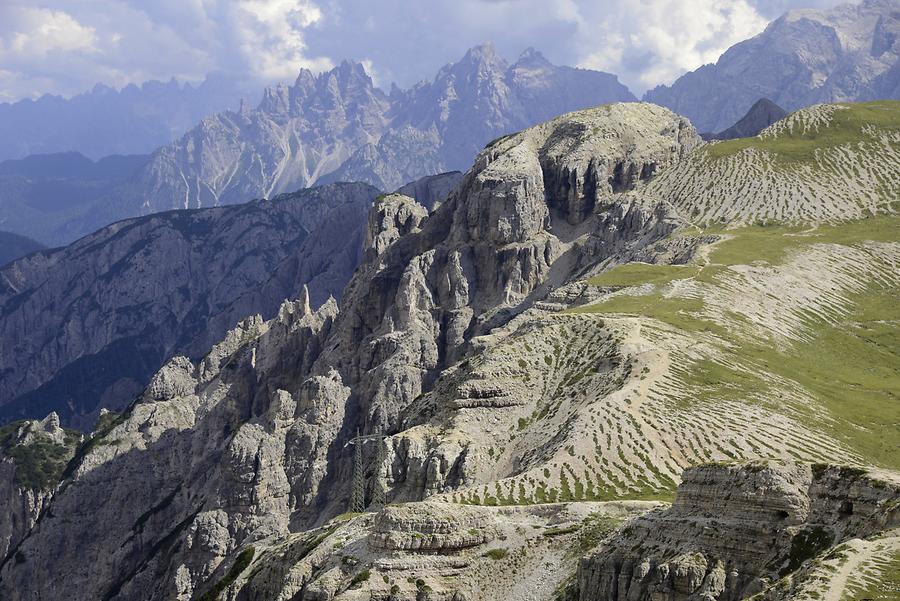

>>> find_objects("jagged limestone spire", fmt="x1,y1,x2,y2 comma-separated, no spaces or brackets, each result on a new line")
300,284,311,316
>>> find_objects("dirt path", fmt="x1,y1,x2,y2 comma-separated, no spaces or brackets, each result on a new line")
821,532,900,601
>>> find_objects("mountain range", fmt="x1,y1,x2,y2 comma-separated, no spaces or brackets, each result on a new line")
0,46,633,247
0,182,380,429
4,0,899,249
145,44,635,206
646,0,900,132
0,75,254,162
0,99,897,601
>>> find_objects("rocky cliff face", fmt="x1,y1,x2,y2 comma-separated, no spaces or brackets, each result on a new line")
0,302,340,600
0,182,377,428
645,0,900,132
576,461,900,601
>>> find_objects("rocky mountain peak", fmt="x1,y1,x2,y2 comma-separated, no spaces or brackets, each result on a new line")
325,60,378,96
293,67,317,90
258,82,292,117
515,46,550,65
457,42,508,72
257,60,385,121
706,97,788,140
508,48,556,85
645,0,900,132
432,43,511,107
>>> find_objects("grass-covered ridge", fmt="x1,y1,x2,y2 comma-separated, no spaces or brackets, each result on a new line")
644,101,900,224
705,101,900,163
567,215,900,469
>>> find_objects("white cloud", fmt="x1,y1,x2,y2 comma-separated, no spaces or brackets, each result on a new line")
573,0,769,91
228,0,331,80
0,0,331,101
4,7,98,57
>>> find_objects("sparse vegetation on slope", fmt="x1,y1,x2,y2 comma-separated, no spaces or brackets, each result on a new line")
0,421,82,491
197,546,255,601
646,102,900,224
839,546,900,601
586,263,699,288
706,101,900,163
567,215,900,469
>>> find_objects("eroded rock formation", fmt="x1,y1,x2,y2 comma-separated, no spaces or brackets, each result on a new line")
0,102,699,600
577,462,900,601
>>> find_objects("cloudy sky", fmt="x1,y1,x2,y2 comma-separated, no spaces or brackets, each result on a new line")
0,0,852,103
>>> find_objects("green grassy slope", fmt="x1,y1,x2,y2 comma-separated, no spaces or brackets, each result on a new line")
706,101,900,163
645,101,900,223
569,216,900,469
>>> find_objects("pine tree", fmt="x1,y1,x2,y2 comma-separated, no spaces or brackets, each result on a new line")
349,431,365,513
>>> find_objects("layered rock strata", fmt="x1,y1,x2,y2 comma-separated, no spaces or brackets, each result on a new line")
577,461,900,601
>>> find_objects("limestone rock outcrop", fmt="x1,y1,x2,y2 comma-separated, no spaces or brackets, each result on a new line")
0,413,80,561
365,194,428,260
229,501,649,601
576,461,900,601
0,296,337,600
371,502,496,551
